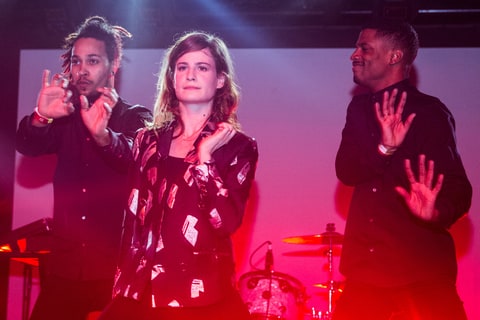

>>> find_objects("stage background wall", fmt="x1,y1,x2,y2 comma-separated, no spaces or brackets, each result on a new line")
10,47,480,320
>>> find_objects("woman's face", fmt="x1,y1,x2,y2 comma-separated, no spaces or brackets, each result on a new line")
173,48,225,107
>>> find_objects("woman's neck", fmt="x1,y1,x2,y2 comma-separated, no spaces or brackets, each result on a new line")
179,103,212,137
169,106,212,158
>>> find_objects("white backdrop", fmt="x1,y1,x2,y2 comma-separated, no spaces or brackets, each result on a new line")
10,47,480,320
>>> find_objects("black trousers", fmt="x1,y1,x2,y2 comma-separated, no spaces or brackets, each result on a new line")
332,280,468,320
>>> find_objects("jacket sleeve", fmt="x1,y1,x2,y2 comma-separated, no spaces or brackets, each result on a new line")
335,97,390,186
16,113,61,156
98,104,153,172
411,102,472,229
116,128,154,268
191,133,259,237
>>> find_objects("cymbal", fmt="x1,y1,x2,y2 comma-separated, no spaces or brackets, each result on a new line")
283,231,343,245
313,281,344,293
282,247,342,257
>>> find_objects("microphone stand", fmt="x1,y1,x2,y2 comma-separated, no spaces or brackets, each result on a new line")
264,241,274,318
325,223,336,320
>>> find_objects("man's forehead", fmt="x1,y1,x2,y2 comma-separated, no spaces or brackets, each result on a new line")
357,29,389,47
71,38,107,56
359,28,378,39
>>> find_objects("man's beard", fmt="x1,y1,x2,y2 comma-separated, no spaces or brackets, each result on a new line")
86,90,102,105
69,84,101,107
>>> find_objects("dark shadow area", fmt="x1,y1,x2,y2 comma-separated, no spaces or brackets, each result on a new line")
333,181,354,221
450,214,474,259
1,0,480,49
232,180,260,272
15,155,57,189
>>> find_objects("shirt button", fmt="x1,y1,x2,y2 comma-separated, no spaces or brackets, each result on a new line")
82,188,87,193
81,216,86,220
372,187,377,192
369,247,375,253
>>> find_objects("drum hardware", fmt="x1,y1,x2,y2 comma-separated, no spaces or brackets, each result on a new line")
283,223,343,320
282,228,343,246
240,241,306,320
313,281,343,293
282,247,342,258
265,241,274,318
239,270,307,320
309,306,323,319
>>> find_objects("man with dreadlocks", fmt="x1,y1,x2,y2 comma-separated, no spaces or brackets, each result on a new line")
16,16,152,320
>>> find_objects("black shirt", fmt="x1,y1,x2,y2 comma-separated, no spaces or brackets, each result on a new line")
335,80,472,287
16,98,152,280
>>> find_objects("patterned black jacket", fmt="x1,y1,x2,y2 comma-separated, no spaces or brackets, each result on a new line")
113,120,258,307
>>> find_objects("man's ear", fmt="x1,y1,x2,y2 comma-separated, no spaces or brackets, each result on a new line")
390,50,403,64
111,59,120,76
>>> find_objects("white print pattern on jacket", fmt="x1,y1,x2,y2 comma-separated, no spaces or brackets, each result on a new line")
182,215,199,246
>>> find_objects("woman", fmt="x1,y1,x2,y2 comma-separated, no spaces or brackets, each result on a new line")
99,31,258,320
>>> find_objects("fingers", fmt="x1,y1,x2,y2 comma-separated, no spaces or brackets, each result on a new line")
375,89,397,123
42,69,51,88
103,102,113,114
381,88,398,117
382,90,391,117
424,157,434,188
387,88,398,115
197,123,235,160
80,95,89,110
42,69,70,90
403,112,416,132
433,174,444,194
379,89,408,118
97,87,119,108
65,102,75,114
403,158,416,185
63,90,72,104
394,91,408,116
425,158,443,194
374,102,383,122
395,185,409,200
52,73,69,89
60,90,75,114
418,154,426,185
217,122,231,131
217,122,235,136
80,95,112,119
211,123,236,147
404,155,443,192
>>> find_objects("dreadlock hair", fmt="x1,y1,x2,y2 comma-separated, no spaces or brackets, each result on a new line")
61,16,132,74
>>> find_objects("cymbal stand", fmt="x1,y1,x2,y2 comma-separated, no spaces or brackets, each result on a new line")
324,223,336,320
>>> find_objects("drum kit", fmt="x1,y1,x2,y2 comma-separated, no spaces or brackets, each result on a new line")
239,223,343,320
